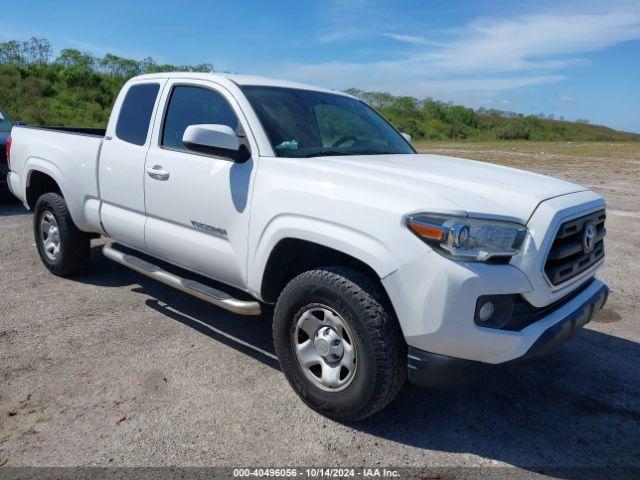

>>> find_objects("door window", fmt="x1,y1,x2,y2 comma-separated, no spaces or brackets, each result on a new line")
115,83,160,145
162,86,239,150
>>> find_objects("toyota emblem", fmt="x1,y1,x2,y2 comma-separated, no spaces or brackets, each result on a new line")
583,223,596,254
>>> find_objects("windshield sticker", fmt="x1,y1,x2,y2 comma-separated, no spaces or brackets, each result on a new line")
275,139,299,151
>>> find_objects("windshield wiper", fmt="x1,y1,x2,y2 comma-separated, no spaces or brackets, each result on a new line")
351,150,399,155
302,151,355,158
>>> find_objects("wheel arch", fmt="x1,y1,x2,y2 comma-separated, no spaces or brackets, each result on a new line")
257,236,399,317
26,168,63,209
250,215,399,292
23,159,90,231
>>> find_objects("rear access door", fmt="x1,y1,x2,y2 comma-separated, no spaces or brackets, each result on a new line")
99,79,166,249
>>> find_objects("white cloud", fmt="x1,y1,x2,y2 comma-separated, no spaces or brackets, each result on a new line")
416,11,640,75
317,0,373,43
280,58,565,105
382,33,444,47
275,3,640,104
560,95,576,101
317,27,366,44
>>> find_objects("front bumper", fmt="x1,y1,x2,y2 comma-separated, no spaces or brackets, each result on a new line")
383,193,608,366
407,281,608,388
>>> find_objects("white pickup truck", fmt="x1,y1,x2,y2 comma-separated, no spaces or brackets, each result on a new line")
7,73,608,420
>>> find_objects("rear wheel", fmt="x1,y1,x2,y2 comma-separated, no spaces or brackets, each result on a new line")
34,192,90,276
273,267,406,421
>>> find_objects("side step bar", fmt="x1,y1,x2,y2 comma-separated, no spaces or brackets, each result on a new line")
102,244,261,315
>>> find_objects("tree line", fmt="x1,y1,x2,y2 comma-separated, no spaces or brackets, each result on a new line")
1,37,637,141
345,89,638,142
0,37,212,76
0,37,213,127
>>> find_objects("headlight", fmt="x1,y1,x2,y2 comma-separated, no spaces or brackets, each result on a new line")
406,213,527,262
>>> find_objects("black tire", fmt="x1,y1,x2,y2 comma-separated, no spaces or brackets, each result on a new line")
33,192,90,276
273,267,406,421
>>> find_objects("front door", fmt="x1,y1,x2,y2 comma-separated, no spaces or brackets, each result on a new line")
143,80,255,289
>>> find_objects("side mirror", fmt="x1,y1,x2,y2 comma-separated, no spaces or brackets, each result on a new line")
401,132,412,144
182,124,250,162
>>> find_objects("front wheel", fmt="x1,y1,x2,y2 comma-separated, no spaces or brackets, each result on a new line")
273,267,406,421
34,192,90,276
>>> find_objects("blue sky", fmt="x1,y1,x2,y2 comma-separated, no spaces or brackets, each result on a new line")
4,0,640,132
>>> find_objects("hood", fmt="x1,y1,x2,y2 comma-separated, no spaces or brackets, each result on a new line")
313,153,586,224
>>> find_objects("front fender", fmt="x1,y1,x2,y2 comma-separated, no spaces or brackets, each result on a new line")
247,213,399,295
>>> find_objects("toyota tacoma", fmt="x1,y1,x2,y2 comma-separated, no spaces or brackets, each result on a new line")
6,73,608,420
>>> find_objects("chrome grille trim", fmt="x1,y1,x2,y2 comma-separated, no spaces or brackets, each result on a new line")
543,209,606,287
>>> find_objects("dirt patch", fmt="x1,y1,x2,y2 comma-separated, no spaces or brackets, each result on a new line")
1,142,639,472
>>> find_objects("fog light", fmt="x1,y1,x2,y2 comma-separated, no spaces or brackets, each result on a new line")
478,302,495,322
474,295,515,329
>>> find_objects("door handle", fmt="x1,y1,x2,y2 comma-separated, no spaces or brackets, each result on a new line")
146,165,170,181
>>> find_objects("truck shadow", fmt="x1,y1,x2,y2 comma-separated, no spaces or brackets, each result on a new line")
80,247,640,476
142,296,279,370
0,195,29,216
79,245,278,364
358,333,640,476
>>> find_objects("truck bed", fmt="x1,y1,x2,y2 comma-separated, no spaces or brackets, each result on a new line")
8,124,105,231
19,125,106,137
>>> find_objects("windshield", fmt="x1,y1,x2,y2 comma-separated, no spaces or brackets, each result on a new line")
241,86,415,158
0,109,13,133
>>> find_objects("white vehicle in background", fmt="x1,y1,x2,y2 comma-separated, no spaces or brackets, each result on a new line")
6,73,608,420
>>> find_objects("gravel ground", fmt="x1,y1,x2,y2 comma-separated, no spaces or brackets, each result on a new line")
1,143,639,478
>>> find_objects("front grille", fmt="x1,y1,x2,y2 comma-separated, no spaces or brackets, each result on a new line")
544,210,606,286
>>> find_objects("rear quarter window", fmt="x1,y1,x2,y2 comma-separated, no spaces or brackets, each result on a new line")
116,83,160,145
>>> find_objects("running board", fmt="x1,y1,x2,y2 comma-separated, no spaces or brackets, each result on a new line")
102,244,261,315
